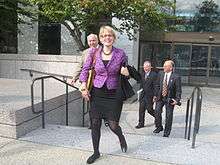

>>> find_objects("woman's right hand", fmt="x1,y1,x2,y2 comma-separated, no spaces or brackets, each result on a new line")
81,89,90,101
70,78,76,86
80,82,90,101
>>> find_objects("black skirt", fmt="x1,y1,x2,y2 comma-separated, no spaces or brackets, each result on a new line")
89,85,123,122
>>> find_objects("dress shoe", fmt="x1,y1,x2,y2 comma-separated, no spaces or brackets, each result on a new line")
104,119,109,127
163,133,169,137
120,135,127,153
153,127,163,133
86,153,100,164
135,124,144,129
88,126,91,129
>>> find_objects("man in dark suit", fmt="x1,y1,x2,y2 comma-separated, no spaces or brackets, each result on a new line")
153,60,182,137
135,61,158,129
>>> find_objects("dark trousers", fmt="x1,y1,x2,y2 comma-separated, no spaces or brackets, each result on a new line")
138,96,155,125
154,98,174,136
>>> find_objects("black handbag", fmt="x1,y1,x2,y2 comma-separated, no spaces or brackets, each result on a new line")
117,75,135,101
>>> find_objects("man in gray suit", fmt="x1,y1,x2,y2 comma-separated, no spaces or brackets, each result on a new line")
71,34,99,85
135,61,158,129
153,60,182,137
70,34,99,129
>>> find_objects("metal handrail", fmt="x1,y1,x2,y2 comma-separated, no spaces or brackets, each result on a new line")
21,69,89,128
20,68,73,79
31,75,78,128
184,86,202,148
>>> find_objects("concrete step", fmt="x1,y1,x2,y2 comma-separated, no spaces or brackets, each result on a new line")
20,124,220,165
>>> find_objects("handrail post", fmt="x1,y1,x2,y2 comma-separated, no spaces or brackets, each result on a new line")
192,88,200,148
82,98,85,127
65,83,69,126
41,78,45,129
197,90,202,133
184,99,190,139
188,91,194,140
31,82,35,113
192,87,202,148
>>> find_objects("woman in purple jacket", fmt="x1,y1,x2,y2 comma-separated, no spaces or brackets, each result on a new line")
79,25,129,164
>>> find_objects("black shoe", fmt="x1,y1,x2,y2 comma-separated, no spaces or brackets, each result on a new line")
163,133,169,137
135,124,144,129
86,153,100,164
120,135,127,153
88,126,91,129
153,127,163,133
104,119,109,127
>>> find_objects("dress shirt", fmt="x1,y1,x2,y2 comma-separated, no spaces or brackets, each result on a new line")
164,71,172,85
145,71,150,79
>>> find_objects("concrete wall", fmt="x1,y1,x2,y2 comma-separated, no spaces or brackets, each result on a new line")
0,90,89,139
0,54,81,79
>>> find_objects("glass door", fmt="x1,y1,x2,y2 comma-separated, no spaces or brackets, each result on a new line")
208,46,220,85
189,45,209,85
139,43,171,70
171,44,191,84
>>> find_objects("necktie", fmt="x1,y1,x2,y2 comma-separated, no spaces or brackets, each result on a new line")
145,72,149,80
162,74,168,97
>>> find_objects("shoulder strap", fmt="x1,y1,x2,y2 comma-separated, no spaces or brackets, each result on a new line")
91,47,101,68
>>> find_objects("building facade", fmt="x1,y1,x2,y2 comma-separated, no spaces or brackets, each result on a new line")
2,0,220,86
0,12,139,80
139,0,220,86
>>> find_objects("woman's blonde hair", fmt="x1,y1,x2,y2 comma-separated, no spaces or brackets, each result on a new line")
99,25,116,40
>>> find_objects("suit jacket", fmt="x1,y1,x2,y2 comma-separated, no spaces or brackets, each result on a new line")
72,48,89,80
73,45,101,80
156,71,182,102
79,46,127,90
139,71,158,100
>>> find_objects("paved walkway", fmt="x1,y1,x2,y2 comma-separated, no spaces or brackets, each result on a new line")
1,84,220,165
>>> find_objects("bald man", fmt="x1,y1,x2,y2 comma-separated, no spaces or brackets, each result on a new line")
71,34,99,84
153,60,182,137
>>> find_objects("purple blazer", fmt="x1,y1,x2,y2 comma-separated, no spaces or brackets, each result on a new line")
79,46,127,89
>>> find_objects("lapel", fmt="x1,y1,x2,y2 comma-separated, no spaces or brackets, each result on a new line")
168,72,174,88
160,72,165,88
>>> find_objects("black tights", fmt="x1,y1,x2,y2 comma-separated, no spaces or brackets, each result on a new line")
91,118,125,154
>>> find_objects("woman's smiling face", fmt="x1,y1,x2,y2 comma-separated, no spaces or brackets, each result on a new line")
100,29,115,46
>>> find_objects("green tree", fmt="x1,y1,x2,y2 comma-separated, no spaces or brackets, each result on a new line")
0,0,36,52
193,0,220,32
28,0,173,50
0,0,36,33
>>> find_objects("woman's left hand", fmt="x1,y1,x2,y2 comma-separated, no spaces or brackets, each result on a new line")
120,67,129,76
